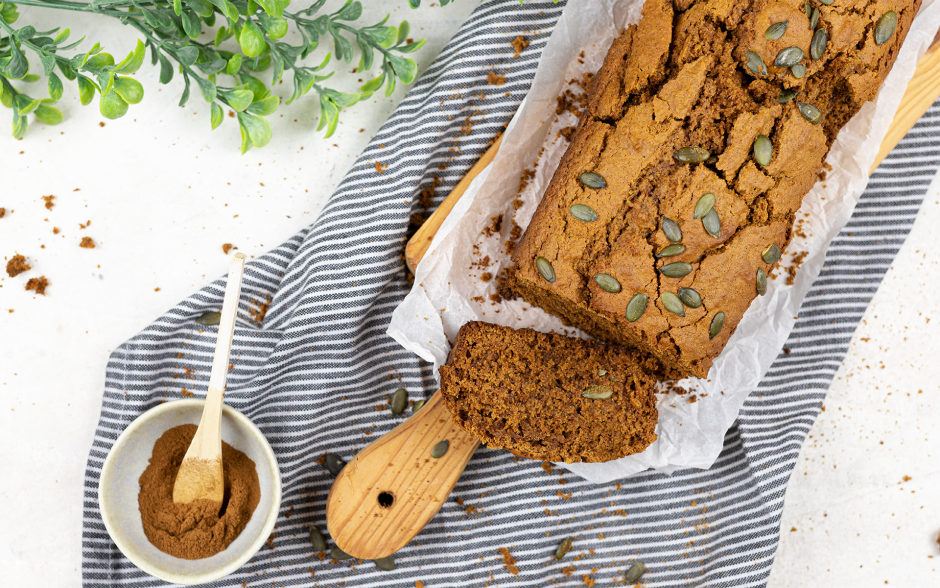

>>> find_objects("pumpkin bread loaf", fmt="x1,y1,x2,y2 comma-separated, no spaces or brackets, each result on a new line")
439,321,660,463
509,0,919,378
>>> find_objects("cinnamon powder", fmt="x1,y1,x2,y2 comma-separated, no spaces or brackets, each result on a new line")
138,424,261,559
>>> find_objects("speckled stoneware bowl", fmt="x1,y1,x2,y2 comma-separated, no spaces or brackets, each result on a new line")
99,399,281,585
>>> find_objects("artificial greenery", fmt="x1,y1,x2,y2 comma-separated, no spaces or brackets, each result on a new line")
0,0,433,152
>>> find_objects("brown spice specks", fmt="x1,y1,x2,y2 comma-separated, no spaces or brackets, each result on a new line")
42,195,55,210
487,72,506,86
79,236,96,249
25,276,49,296
375,161,388,174
6,254,31,278
499,547,519,575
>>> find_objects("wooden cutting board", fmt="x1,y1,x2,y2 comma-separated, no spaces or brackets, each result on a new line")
327,37,940,562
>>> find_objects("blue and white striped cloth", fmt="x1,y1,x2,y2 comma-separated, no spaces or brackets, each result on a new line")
81,1,940,585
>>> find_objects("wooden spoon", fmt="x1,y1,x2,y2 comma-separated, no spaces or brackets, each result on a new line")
326,391,479,560
172,253,247,505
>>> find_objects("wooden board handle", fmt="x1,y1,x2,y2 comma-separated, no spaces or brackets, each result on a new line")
325,391,480,560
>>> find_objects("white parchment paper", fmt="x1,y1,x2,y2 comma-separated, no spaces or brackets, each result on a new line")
389,0,940,483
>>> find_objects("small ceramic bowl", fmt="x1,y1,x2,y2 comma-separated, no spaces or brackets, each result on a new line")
99,399,281,585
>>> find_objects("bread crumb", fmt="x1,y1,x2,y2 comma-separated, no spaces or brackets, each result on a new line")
53,227,60,234
181,388,194,397
0,207,6,218
42,195,55,210
222,243,236,255
487,72,506,86
6,254,31,278
510,35,529,58
25,276,49,296
375,161,388,174
79,220,91,229
79,236,96,249
499,547,518,575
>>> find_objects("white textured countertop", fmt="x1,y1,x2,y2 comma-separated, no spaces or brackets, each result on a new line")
0,2,937,586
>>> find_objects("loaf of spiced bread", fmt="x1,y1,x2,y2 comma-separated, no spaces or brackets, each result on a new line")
508,0,919,378
439,321,660,463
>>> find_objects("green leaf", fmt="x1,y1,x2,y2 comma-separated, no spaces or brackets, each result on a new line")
39,53,56,76
246,94,279,115
47,73,64,101
34,104,63,125
237,111,272,152
2,2,20,25
331,30,353,63
195,59,227,74
258,13,288,39
335,0,362,21
59,34,86,52
22,74,41,83
15,25,36,40
99,89,129,119
14,94,42,115
195,76,216,102
397,21,410,45
360,72,384,94
255,0,284,17
210,102,224,129
77,76,97,105
53,28,70,44
177,45,199,66
181,10,202,39
364,26,397,49
0,83,11,108
357,37,373,72
317,92,339,137
407,0,419,8
173,0,182,15
239,74,268,101
2,44,29,80
323,88,358,107
389,55,418,84
239,21,265,58
187,0,215,18
226,54,242,75
12,115,27,139
114,39,146,74
221,88,253,111
214,26,232,46
383,63,396,97
86,53,115,69
207,0,239,22
397,38,425,54
158,53,174,84
143,9,173,29
113,76,144,104
179,73,192,106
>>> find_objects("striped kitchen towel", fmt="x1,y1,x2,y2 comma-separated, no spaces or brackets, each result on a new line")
81,1,940,586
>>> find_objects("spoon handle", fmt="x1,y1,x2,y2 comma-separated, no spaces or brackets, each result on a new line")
326,390,479,560
183,253,246,463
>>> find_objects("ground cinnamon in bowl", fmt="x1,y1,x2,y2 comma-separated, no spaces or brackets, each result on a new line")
138,424,261,560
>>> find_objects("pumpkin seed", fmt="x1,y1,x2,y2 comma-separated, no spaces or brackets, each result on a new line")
819,0,833,4
804,0,811,19
431,439,449,458
810,7,820,30
597,369,607,376
390,387,408,415
374,555,395,571
662,217,683,242
762,243,782,264
791,64,806,78
811,28,827,60
195,311,221,326
594,273,622,294
579,171,607,189
331,547,353,561
309,526,327,552
775,46,804,68
535,256,555,283
756,267,768,296
754,134,772,167
625,293,648,322
624,562,647,584
325,453,346,476
702,208,721,238
660,262,693,278
693,192,716,219
412,399,426,412
554,536,574,560
797,101,822,124
746,50,767,77
875,11,897,46
778,89,798,103
764,21,788,40
656,244,686,258
709,312,725,340
583,385,613,399
678,287,703,308
674,146,711,163
662,292,685,317
570,203,598,222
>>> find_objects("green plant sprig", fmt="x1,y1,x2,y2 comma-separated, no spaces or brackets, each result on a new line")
0,0,430,151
